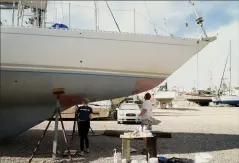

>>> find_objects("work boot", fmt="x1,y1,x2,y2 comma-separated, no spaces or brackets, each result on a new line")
79,151,84,156
85,148,90,153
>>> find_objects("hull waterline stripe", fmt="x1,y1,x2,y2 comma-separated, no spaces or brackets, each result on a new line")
0,69,165,79
1,63,170,77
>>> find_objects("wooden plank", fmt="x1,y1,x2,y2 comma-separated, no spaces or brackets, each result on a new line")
104,130,172,138
122,139,131,162
104,130,131,137
120,135,153,139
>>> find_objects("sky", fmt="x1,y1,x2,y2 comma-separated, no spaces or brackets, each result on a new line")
1,1,239,91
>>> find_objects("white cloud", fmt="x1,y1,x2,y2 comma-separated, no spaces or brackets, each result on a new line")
225,2,239,19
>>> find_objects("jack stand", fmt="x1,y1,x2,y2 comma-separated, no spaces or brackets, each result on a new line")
71,112,78,140
28,88,72,163
90,126,96,136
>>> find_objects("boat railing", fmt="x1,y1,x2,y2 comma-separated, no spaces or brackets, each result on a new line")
0,24,205,42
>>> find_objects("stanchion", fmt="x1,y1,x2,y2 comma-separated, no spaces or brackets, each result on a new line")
28,88,73,163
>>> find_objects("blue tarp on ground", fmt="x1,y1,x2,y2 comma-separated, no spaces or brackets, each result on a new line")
51,23,69,29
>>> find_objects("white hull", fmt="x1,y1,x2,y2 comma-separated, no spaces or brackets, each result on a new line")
212,95,239,105
0,104,55,141
184,95,213,100
1,27,208,77
154,91,176,102
0,26,212,139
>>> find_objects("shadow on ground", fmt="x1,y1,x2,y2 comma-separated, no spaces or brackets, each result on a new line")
0,129,238,162
159,108,200,111
153,114,199,117
119,117,161,125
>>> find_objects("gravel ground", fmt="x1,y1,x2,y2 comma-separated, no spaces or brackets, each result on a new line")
0,107,239,163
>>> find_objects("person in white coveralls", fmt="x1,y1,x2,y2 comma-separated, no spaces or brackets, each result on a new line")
138,92,153,130
137,92,154,154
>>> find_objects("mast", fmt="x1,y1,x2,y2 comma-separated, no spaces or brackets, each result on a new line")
134,9,135,33
209,69,213,91
217,41,231,96
43,0,47,27
196,52,199,90
36,3,39,27
229,40,232,94
189,1,208,38
17,1,21,26
164,18,167,36
209,53,213,91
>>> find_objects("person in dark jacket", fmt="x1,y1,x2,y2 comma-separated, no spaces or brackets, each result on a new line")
76,98,93,156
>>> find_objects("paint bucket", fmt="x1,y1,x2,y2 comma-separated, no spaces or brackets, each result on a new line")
149,157,158,163
140,161,147,163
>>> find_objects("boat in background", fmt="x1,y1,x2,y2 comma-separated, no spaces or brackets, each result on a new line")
212,94,239,106
88,100,112,119
184,90,215,106
153,83,177,108
154,91,176,108
60,100,112,120
212,41,239,106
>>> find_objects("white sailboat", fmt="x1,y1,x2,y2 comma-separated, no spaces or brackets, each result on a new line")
212,41,239,106
0,0,216,140
153,83,177,109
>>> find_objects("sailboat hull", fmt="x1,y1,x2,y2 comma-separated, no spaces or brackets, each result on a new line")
184,94,214,106
0,70,162,140
0,26,211,140
212,96,239,105
0,70,163,106
0,104,55,141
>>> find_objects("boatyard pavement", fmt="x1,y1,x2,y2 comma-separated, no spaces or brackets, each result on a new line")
0,107,238,162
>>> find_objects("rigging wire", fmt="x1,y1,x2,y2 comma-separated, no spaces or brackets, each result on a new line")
143,1,158,35
135,10,173,37
105,1,121,32
48,1,174,36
